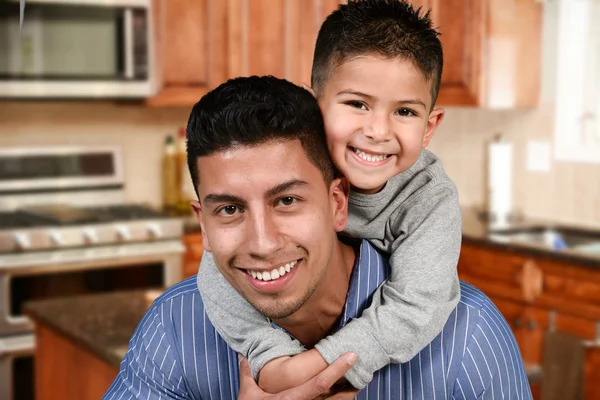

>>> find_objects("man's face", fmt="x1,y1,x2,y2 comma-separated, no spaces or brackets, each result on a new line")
318,54,444,194
192,140,348,319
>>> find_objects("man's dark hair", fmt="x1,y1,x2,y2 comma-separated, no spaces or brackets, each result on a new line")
186,75,335,198
311,0,443,108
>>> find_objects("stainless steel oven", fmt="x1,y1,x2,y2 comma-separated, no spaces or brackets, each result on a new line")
0,146,184,400
0,0,155,99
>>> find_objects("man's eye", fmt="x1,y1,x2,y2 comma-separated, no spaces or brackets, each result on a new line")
277,197,297,207
218,205,240,216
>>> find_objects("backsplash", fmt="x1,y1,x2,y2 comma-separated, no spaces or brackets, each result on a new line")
1,101,599,228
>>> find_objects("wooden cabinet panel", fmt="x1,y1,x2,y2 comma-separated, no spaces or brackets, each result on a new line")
415,0,541,107
227,0,342,85
149,0,228,106
35,324,118,400
458,243,528,301
183,232,204,279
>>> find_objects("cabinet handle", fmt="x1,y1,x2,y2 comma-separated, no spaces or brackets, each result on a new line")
515,260,544,302
514,318,523,328
528,320,537,330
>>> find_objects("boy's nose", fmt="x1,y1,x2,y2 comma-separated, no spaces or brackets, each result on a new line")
364,113,392,142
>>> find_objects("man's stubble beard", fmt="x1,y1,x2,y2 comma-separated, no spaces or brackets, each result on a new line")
254,262,329,320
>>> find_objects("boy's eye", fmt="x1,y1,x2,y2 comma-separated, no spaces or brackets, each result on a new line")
217,205,241,216
276,196,297,207
345,101,368,110
396,108,416,117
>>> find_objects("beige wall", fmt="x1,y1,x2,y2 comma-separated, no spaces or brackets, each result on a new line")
1,100,599,228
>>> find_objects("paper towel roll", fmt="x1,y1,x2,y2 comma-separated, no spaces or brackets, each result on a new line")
487,138,513,226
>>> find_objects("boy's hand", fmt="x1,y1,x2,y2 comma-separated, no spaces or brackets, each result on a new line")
238,353,358,400
258,349,340,394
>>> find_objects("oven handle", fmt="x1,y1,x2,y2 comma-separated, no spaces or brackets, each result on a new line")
0,334,35,359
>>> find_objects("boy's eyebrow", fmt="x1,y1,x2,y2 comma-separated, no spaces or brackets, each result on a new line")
337,90,427,109
396,99,427,109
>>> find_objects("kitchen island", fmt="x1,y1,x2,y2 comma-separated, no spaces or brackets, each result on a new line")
23,290,161,400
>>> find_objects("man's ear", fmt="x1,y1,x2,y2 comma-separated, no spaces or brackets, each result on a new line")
329,177,350,232
422,107,445,148
190,200,211,252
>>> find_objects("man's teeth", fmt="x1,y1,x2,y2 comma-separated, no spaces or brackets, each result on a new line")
248,260,298,281
354,148,388,162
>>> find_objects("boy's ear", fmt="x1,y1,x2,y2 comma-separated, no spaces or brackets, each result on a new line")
190,200,211,252
422,107,445,147
300,82,316,98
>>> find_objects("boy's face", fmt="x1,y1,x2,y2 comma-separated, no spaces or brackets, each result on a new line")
317,54,444,193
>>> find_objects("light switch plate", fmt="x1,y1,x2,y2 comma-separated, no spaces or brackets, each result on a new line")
526,140,552,172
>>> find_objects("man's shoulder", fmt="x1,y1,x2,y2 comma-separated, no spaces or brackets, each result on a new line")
153,276,202,307
449,281,518,354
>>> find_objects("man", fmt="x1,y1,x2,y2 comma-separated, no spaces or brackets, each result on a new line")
103,76,531,399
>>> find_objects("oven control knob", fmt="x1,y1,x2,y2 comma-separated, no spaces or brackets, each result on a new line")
83,228,99,244
14,233,31,250
147,223,163,239
49,231,64,246
116,225,132,241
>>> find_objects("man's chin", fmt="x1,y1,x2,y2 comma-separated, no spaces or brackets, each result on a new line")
252,298,304,320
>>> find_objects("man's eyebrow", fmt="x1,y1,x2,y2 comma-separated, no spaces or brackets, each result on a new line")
265,179,310,198
203,193,247,206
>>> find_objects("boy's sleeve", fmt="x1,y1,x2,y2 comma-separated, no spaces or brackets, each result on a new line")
314,182,462,389
197,251,306,379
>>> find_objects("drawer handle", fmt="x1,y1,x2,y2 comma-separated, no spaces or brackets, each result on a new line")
515,260,544,302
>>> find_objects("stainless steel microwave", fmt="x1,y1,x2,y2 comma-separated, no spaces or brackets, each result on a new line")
0,0,155,99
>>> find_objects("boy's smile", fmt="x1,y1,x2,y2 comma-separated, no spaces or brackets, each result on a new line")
318,54,444,194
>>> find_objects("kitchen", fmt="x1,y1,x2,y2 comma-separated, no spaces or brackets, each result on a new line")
0,0,599,399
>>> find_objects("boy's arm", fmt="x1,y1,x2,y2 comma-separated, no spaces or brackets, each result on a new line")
315,182,462,389
197,251,306,379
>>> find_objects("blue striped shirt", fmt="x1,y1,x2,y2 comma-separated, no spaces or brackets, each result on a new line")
103,239,532,399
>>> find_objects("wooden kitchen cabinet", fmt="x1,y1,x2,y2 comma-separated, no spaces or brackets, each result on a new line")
411,0,542,107
458,241,600,397
148,0,541,108
183,232,204,279
148,0,229,106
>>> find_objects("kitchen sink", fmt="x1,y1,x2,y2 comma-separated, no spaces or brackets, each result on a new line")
488,225,600,254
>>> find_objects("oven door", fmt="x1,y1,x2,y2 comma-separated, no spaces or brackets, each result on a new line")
0,0,154,98
0,334,35,400
0,240,183,336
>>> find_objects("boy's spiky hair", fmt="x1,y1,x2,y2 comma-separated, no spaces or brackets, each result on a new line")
311,0,443,108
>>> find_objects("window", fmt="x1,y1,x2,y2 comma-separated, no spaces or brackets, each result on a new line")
553,0,600,163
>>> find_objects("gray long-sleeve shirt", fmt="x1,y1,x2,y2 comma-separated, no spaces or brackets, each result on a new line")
196,148,462,389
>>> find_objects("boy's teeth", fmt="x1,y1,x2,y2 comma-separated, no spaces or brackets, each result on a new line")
248,260,298,281
354,148,387,162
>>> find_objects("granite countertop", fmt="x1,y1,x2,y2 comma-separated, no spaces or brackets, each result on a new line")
23,289,163,368
461,207,600,267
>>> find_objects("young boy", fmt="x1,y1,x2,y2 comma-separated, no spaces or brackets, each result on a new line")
196,0,462,392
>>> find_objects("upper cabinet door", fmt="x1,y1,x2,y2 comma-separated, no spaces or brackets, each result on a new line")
428,0,542,108
226,0,343,85
149,0,228,106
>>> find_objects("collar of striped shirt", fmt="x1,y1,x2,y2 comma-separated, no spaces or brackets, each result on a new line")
103,239,532,400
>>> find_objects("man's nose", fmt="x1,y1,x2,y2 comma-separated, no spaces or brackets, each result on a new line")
245,211,284,258
364,111,392,142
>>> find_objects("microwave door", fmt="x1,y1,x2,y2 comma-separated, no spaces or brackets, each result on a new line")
0,0,154,98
